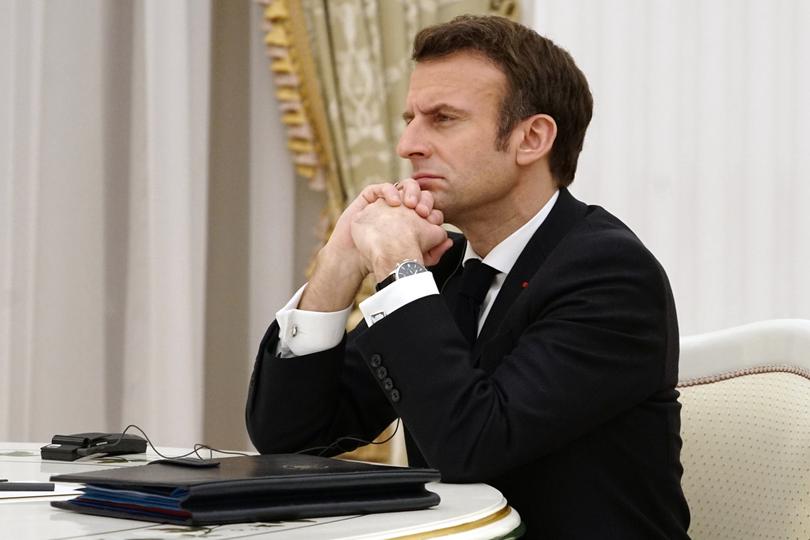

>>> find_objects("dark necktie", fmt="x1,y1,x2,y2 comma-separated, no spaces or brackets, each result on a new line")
453,259,499,345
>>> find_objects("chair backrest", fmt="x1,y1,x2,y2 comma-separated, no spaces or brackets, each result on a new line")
677,319,810,540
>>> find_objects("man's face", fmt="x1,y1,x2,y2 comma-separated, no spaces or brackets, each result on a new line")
398,51,518,226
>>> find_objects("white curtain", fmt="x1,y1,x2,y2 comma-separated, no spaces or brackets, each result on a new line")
530,0,810,336
0,0,301,448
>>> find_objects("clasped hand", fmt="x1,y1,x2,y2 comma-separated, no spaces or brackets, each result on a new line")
299,179,452,312
349,179,452,282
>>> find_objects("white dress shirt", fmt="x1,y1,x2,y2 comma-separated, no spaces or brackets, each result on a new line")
275,190,559,357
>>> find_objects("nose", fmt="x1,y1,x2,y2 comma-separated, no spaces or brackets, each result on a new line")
396,120,432,160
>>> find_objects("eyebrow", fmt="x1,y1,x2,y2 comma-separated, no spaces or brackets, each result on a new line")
401,103,466,122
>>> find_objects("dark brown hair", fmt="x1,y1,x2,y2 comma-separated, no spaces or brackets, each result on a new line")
412,15,593,187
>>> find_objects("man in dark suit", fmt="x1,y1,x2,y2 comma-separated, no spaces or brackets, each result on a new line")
246,15,690,538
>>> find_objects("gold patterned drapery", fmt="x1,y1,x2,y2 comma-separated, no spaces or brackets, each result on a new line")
257,0,519,463
259,0,519,222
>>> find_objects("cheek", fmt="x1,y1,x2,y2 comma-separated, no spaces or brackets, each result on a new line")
437,130,514,191
465,144,513,178
444,136,497,171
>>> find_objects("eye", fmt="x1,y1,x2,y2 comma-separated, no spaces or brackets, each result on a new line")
434,113,454,123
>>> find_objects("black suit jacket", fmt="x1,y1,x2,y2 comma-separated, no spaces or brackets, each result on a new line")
246,188,691,538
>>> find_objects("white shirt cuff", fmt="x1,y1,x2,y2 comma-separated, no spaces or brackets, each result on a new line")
359,271,439,327
275,283,352,357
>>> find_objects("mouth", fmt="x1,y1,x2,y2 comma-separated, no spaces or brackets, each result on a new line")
411,173,444,189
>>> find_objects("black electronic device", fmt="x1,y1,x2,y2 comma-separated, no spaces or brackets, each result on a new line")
40,432,147,461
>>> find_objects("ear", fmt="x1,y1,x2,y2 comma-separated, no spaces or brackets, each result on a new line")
515,114,557,166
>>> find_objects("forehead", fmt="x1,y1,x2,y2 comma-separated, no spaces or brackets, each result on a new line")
406,51,506,112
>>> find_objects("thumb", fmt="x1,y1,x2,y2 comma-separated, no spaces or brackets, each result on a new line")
424,238,454,266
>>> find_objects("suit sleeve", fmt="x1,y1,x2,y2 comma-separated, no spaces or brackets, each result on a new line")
351,225,678,482
245,320,397,455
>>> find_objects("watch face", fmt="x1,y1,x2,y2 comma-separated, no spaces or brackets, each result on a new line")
396,261,427,279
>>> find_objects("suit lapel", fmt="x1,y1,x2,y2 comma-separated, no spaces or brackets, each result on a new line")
472,188,589,361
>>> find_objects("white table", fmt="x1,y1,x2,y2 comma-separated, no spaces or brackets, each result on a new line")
0,443,522,539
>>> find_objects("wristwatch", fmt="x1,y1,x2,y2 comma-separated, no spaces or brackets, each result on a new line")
375,259,427,292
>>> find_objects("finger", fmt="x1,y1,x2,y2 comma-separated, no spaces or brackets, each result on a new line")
360,184,382,204
415,190,435,218
426,208,444,225
380,183,404,206
424,238,454,266
397,178,420,208
419,222,448,252
357,185,377,207
362,183,401,206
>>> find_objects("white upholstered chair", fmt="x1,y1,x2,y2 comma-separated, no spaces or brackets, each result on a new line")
677,319,810,540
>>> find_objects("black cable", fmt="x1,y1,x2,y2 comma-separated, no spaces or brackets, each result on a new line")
106,421,399,461
109,424,251,461
295,418,401,457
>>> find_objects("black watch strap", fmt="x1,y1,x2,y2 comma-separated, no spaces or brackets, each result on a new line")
375,272,398,292
375,260,427,292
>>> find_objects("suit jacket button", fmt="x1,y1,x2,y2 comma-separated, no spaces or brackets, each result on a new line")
376,366,388,380
383,377,393,391
370,354,382,368
390,389,400,403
